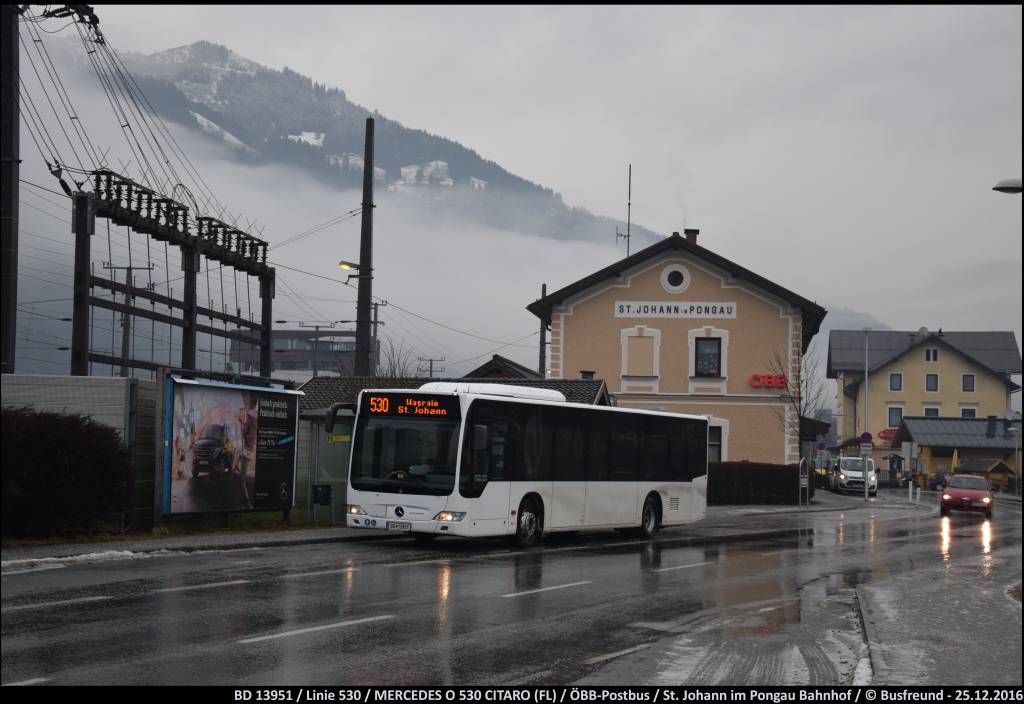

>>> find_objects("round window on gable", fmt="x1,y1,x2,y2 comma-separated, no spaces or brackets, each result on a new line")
660,264,691,294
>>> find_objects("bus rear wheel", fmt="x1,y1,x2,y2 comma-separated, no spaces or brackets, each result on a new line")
515,498,541,548
640,496,660,538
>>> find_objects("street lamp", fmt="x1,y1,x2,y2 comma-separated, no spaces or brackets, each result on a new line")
992,178,1022,194
339,260,372,281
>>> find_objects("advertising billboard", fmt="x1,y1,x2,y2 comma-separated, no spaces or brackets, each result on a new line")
162,377,302,514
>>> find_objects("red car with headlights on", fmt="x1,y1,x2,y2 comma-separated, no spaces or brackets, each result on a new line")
940,474,993,518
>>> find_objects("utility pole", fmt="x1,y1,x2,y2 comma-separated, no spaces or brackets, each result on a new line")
354,118,375,376
371,301,387,375
71,193,95,375
418,356,445,379
1,4,19,374
102,262,154,377
538,283,547,376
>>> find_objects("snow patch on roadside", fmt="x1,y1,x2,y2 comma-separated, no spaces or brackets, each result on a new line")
852,655,873,685
2,549,182,573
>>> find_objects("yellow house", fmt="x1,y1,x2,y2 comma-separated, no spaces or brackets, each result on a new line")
527,230,827,465
827,329,1021,468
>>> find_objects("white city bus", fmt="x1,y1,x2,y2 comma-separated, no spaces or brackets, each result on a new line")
331,382,709,546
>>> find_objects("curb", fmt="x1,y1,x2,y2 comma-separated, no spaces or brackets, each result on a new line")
854,584,884,685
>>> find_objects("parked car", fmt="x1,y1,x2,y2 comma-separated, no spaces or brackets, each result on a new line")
828,456,878,497
927,472,948,491
191,424,235,479
940,474,993,518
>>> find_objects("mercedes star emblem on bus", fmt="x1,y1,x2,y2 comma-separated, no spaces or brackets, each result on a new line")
395,506,405,518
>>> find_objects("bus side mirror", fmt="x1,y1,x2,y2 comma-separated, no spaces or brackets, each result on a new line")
326,402,355,433
473,424,489,451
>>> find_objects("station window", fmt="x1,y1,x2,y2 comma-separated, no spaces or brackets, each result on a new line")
708,426,722,463
695,338,722,377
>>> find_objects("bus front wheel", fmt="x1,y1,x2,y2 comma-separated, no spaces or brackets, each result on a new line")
515,498,541,548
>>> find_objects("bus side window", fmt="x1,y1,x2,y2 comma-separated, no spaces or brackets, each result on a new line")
686,420,708,478
610,425,639,481
641,418,670,481
669,422,689,482
587,411,610,481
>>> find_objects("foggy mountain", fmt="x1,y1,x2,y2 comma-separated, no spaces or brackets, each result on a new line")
119,41,662,247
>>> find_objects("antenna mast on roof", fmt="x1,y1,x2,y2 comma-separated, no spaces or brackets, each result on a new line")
615,164,632,256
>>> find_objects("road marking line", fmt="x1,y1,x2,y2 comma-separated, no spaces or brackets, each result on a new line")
154,580,250,593
1,596,112,613
582,644,651,665
500,580,591,598
653,560,713,573
237,614,394,643
2,677,51,686
281,568,359,579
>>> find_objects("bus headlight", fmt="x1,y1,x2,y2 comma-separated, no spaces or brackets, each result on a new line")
348,505,367,515
434,511,466,522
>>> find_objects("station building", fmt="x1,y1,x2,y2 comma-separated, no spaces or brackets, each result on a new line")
527,230,827,465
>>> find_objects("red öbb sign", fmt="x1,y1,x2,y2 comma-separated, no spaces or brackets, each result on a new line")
749,373,787,388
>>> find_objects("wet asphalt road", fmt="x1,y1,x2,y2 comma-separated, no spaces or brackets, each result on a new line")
2,490,1021,686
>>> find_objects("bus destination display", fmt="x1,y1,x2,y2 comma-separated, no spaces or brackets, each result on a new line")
362,393,461,419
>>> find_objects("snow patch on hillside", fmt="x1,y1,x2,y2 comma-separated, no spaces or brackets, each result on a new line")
287,131,325,148
191,111,260,158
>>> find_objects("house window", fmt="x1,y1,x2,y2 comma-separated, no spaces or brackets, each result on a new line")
925,348,939,362
695,338,721,377
708,426,722,463
961,407,977,419
962,374,975,392
926,374,939,392
923,406,940,417
887,406,903,428
889,373,902,392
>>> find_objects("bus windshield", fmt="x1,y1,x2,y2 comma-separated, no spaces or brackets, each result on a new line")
350,416,460,496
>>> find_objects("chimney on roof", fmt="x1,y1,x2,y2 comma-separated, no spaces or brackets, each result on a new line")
986,415,997,438
684,228,699,244
580,370,595,380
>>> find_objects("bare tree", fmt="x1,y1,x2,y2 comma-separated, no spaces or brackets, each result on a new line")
767,348,827,436
377,336,416,377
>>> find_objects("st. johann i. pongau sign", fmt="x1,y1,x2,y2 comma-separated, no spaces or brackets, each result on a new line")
615,301,737,318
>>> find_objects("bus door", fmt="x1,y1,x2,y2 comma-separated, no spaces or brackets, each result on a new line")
586,423,639,526
460,402,518,532
547,414,587,528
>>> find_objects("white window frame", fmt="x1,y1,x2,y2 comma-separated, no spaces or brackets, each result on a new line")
961,373,976,393
687,326,729,394
620,325,661,393
922,403,941,417
925,348,939,363
886,403,905,429
925,373,940,393
889,372,903,392
959,403,979,418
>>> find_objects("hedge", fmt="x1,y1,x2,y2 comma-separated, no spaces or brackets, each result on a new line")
1,407,134,537
707,461,814,505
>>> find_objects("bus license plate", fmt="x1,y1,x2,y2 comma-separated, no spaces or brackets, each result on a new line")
388,521,411,532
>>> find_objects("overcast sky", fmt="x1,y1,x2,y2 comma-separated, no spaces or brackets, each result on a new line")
17,5,1023,382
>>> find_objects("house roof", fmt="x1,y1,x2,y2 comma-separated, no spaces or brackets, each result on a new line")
892,416,1021,450
464,354,543,379
827,330,1022,381
525,232,827,351
297,376,612,412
